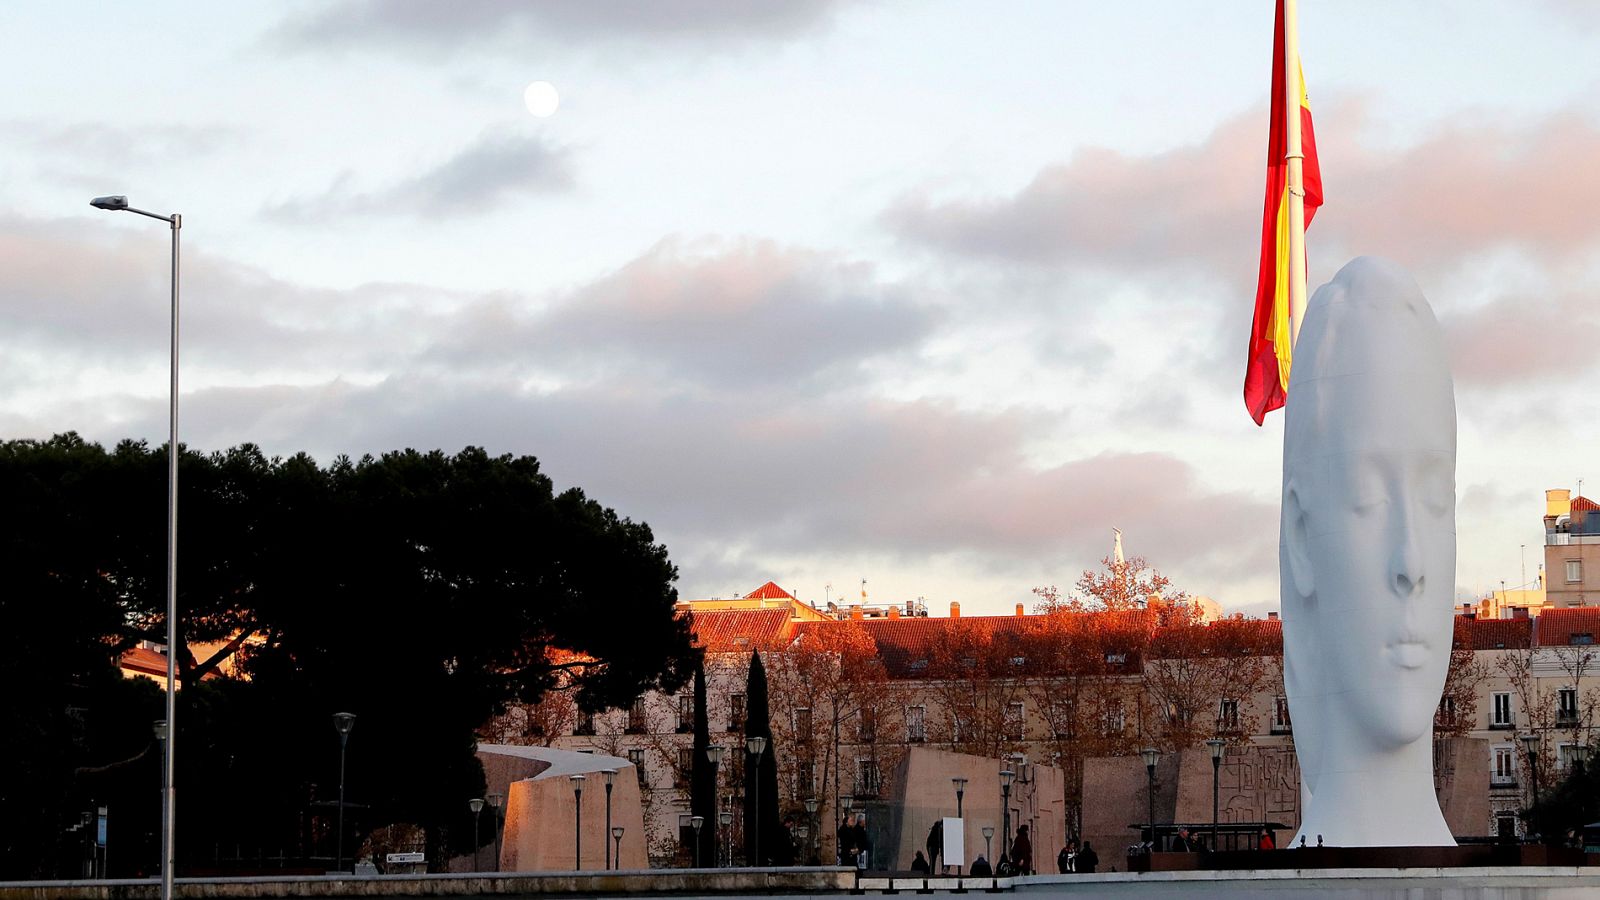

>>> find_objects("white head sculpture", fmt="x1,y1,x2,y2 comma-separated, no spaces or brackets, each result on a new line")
1280,256,1456,847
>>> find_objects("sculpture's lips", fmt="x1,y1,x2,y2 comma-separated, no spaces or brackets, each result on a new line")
1388,641,1429,670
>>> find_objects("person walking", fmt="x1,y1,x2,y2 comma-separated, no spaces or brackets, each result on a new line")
1076,841,1099,874
1057,840,1077,873
910,850,930,874
1010,824,1034,874
969,854,993,877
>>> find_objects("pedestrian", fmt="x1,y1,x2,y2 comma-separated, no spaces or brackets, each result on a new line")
1257,829,1275,850
1171,827,1195,852
911,850,931,874
969,854,993,877
1011,824,1034,874
994,853,1015,877
1057,839,1076,873
1076,841,1099,874
852,814,872,870
925,819,943,873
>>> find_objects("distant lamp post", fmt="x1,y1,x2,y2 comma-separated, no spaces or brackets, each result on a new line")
612,826,624,867
94,192,181,900
468,799,485,870
705,748,725,867
719,811,733,867
486,791,504,871
1206,738,1226,850
570,775,586,869
951,777,968,818
1520,733,1542,810
332,712,357,873
601,769,617,869
1140,748,1160,850
804,797,820,863
691,815,706,867
982,825,995,861
999,770,1015,858
746,736,767,866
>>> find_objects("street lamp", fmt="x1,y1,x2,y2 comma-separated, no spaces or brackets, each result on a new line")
982,824,995,861
486,791,504,872
704,748,725,866
719,811,733,867
601,770,617,869
468,799,485,871
570,775,586,869
1520,733,1542,811
332,712,357,873
1140,747,1160,851
804,797,820,864
1206,739,1226,850
612,826,625,867
691,815,705,867
94,193,181,900
746,736,767,866
1000,770,1015,859
951,776,968,818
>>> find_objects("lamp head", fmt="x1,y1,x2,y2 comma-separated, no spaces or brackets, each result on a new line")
469,798,485,813
1140,747,1160,768
951,776,968,790
1000,769,1015,787
487,792,504,809
691,815,704,830
707,745,726,765
1207,738,1226,760
746,735,767,757
602,768,617,787
804,797,819,814
982,825,995,839
612,825,625,839
1520,733,1541,752
91,195,129,210
332,712,357,735
719,811,733,826
841,796,854,811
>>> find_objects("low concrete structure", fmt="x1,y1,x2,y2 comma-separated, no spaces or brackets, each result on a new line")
1010,867,1600,898
478,744,648,872
880,747,1064,872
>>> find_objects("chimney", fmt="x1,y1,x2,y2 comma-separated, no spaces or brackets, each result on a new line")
1267,611,1279,621
950,601,961,619
1512,606,1530,620
850,606,864,620
1548,488,1573,519
888,606,900,618
1015,603,1025,617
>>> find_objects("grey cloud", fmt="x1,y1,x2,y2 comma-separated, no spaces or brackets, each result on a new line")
3,119,245,169
263,131,573,221
277,0,852,55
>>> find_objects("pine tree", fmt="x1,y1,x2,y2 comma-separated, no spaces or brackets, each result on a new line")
743,650,793,865
689,658,717,866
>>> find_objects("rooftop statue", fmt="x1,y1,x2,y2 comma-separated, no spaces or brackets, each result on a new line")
1280,256,1455,846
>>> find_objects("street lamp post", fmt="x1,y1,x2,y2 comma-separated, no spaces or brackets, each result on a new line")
691,816,705,867
804,797,820,865
570,775,586,869
719,811,733,867
951,777,968,818
332,712,356,873
746,736,767,866
486,791,504,871
1140,748,1160,851
92,194,180,900
982,825,994,861
705,747,725,867
601,769,617,870
468,799,485,871
612,826,624,867
1520,733,1542,812
1206,739,1226,851
999,770,1015,859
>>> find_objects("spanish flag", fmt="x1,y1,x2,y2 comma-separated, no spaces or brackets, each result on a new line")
1245,0,1323,425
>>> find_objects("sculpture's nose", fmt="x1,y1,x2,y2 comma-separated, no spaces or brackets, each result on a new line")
1392,504,1426,599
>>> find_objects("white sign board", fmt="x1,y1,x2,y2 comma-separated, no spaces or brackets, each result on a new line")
942,816,964,867
386,851,426,864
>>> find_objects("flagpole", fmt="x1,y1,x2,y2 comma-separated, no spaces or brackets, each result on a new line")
1284,0,1308,348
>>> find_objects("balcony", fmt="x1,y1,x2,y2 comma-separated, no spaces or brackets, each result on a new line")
1490,774,1518,789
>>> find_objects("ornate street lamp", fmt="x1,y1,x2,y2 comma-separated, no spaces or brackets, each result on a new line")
951,776,968,818
982,824,995,861
804,797,820,863
486,791,504,871
601,769,617,869
691,815,706,867
719,810,733,867
570,775,586,869
746,736,767,866
1520,733,1542,811
1206,739,1226,850
332,713,357,873
1140,748,1160,851
468,798,485,871
612,826,625,867
1000,769,1015,859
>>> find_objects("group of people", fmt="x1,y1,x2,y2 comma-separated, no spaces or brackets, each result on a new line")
836,813,872,869
1053,838,1099,873
910,824,1086,877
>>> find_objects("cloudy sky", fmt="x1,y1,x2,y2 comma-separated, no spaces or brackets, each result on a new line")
5,1,1599,616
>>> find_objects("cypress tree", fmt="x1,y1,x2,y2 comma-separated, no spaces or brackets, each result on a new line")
742,650,793,865
689,658,717,867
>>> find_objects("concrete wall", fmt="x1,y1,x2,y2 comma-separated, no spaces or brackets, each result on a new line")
480,745,649,872
883,747,1064,872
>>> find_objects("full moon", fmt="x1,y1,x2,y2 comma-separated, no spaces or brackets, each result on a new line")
524,81,560,118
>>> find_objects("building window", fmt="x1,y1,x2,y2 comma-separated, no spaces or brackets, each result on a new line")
1103,701,1125,734
628,748,647,787
1104,652,1127,665
854,757,882,797
1165,702,1191,726
1559,743,1580,773
1573,632,1595,646
1435,696,1458,729
1492,745,1516,786
1567,559,1583,583
1005,701,1025,740
794,706,812,735
1491,692,1513,729
729,693,746,732
858,707,876,743
906,705,926,743
1559,688,1579,724
627,699,647,734
795,755,814,796
1272,696,1292,734
575,709,596,736
1050,699,1075,739
677,695,694,733
676,747,694,788
1218,698,1240,733
678,814,696,850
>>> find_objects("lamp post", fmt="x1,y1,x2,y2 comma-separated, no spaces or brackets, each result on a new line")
719,811,733,867
691,815,705,867
804,797,820,864
601,769,617,869
570,775,586,869
486,791,504,871
612,826,624,868
1520,733,1542,812
982,825,994,861
746,736,767,866
332,712,357,873
951,777,968,818
1140,747,1160,851
93,193,181,900
705,747,725,867
1000,770,1015,859
1206,738,1226,851
468,799,485,871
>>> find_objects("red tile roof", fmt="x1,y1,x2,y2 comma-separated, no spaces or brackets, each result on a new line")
686,608,795,652
744,581,795,600
1535,607,1600,647
120,646,171,677
1573,495,1599,513
1459,616,1533,650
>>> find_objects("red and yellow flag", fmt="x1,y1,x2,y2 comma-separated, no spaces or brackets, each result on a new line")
1245,0,1323,425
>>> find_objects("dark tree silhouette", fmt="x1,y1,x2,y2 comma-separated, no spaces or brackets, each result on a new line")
689,660,717,866
742,651,793,865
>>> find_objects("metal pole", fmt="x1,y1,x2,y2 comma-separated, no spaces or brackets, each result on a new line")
1146,764,1156,851
473,808,482,871
1001,784,1011,859
1283,0,1308,346
1211,756,1221,850
604,782,613,870
161,211,181,900
574,787,582,869
336,731,350,872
